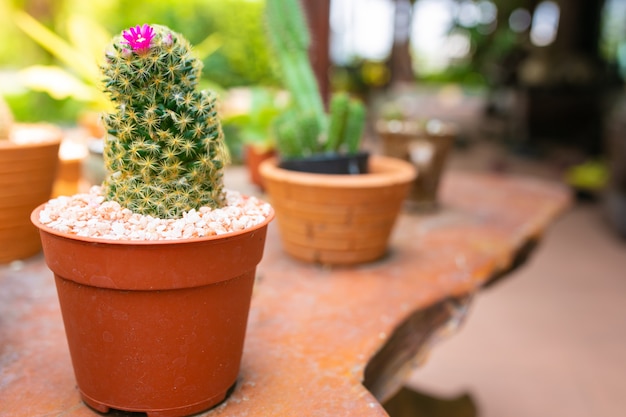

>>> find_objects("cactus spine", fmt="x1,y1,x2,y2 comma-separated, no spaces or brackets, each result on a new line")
264,0,365,158
100,24,228,219
0,95,14,140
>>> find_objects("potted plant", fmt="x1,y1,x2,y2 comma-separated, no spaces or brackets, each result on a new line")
221,86,288,188
259,0,416,265
376,105,457,210
30,24,274,417
0,94,62,264
14,11,222,195
13,10,222,137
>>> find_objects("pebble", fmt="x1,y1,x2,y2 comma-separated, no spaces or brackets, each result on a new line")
38,186,272,241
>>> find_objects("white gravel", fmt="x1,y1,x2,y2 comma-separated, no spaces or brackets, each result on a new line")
38,186,272,241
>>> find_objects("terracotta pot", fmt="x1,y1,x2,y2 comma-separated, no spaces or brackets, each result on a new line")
244,144,275,188
52,157,82,197
376,119,423,160
31,205,274,417
0,124,61,263
377,119,456,210
259,155,416,265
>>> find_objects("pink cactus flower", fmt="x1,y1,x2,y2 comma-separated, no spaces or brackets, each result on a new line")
122,24,155,53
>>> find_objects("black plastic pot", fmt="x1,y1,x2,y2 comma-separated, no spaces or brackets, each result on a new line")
278,151,369,174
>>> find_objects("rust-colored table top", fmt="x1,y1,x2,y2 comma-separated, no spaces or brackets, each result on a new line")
0,170,570,417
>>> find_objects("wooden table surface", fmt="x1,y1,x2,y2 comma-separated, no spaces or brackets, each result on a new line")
0,169,570,417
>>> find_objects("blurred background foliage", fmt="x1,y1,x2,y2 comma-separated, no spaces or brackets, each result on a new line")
0,0,279,124
2,0,624,156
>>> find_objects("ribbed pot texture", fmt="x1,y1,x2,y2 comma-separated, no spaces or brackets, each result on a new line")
259,155,416,265
0,124,61,263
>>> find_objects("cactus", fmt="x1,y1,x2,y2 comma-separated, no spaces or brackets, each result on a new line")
264,0,325,132
100,24,229,219
273,109,321,158
264,0,365,159
324,92,365,153
343,98,366,154
0,95,14,140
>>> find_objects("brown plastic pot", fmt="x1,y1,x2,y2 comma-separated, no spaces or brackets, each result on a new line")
31,205,274,417
0,124,61,263
259,155,416,265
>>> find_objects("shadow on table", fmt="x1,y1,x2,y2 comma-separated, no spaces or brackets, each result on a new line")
383,387,478,417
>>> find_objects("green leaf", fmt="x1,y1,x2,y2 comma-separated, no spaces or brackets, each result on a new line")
13,10,100,83
18,66,99,102
193,33,222,60
66,14,111,73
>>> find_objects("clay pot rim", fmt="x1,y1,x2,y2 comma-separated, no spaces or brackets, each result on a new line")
30,202,275,247
376,118,458,138
375,119,423,136
0,124,63,150
259,154,416,188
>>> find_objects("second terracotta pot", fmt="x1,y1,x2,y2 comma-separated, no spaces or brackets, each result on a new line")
259,155,416,265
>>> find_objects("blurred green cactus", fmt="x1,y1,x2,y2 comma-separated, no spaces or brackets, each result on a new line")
100,24,228,219
325,92,365,154
264,0,365,159
0,95,14,140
